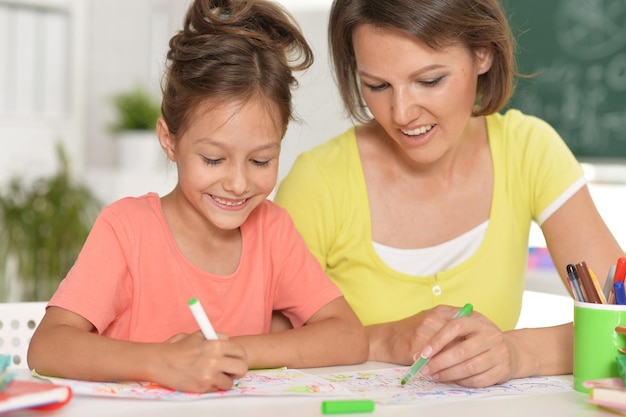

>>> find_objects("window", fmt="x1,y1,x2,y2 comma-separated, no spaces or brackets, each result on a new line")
0,2,70,118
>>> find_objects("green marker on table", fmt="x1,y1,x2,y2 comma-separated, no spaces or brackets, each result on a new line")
400,303,474,385
321,399,375,414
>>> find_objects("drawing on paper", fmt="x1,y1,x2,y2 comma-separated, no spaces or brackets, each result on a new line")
33,368,350,401
317,367,574,404
33,366,573,404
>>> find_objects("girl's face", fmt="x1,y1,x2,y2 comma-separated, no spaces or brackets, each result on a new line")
159,96,282,232
352,24,492,164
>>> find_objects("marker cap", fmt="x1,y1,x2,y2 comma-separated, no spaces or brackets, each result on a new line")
321,400,375,414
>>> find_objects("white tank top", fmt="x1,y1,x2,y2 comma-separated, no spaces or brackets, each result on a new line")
372,221,489,276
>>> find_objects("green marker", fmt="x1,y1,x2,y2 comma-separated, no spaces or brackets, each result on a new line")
321,400,375,414
400,303,474,385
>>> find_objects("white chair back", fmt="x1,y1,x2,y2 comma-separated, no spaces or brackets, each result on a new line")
0,302,47,369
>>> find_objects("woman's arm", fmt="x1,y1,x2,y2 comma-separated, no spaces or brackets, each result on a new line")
542,186,623,292
408,311,573,388
362,303,573,388
386,186,623,387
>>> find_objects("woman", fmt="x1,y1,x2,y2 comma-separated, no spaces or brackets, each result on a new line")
274,0,623,388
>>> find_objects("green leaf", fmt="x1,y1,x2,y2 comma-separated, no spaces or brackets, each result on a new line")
0,143,102,301
109,84,161,133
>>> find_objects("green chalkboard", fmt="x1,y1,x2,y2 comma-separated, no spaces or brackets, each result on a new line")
504,0,626,160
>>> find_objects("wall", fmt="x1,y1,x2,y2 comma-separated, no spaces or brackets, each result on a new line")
2,0,625,297
0,0,87,185
505,0,626,160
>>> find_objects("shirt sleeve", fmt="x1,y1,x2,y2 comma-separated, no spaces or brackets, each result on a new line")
505,110,585,224
49,207,132,333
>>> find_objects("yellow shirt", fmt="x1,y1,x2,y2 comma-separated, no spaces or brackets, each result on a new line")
275,110,584,329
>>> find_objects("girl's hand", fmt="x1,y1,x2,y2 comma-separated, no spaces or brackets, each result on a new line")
156,332,248,393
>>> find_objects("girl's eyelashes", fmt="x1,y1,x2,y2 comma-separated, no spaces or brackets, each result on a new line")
200,156,272,167
202,156,222,165
251,159,271,167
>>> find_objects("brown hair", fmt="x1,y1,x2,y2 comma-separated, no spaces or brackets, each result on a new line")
161,0,313,138
329,0,516,123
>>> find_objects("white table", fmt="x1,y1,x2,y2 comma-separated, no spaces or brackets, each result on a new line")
8,361,611,417
12,292,601,417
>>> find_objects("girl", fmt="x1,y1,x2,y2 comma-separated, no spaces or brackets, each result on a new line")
28,0,367,393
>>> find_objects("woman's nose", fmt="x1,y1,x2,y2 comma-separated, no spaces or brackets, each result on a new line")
391,89,420,126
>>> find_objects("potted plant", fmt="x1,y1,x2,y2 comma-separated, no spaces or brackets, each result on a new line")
0,144,102,301
109,84,163,170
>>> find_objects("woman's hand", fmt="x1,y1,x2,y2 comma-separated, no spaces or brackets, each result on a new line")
367,305,523,387
414,309,518,387
366,304,464,365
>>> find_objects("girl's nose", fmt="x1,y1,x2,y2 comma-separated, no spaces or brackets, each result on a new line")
223,163,250,196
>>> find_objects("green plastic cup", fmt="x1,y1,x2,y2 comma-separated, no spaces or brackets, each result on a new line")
574,301,626,392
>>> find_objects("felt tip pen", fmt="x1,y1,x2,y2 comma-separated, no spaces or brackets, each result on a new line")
566,264,585,302
615,281,626,305
321,400,375,414
605,264,617,302
615,257,626,283
400,303,473,385
188,298,218,340
589,267,607,304
576,261,602,304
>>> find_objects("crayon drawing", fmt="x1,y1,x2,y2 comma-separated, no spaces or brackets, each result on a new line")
33,366,573,404
32,368,351,401
317,367,574,405
234,368,349,396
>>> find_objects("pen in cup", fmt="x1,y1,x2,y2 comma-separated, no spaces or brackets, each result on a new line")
615,257,626,283
588,267,607,304
609,258,626,304
566,264,585,302
400,303,474,385
188,297,218,340
605,264,617,303
615,282,626,305
576,261,603,304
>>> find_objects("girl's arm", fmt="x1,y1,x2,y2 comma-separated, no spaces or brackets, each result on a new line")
232,297,368,369
27,306,248,393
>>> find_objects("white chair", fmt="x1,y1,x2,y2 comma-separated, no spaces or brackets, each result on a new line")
0,302,47,369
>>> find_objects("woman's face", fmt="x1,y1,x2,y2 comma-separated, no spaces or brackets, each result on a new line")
352,24,492,164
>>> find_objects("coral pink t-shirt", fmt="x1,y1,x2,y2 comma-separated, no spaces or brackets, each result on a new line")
49,193,342,342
